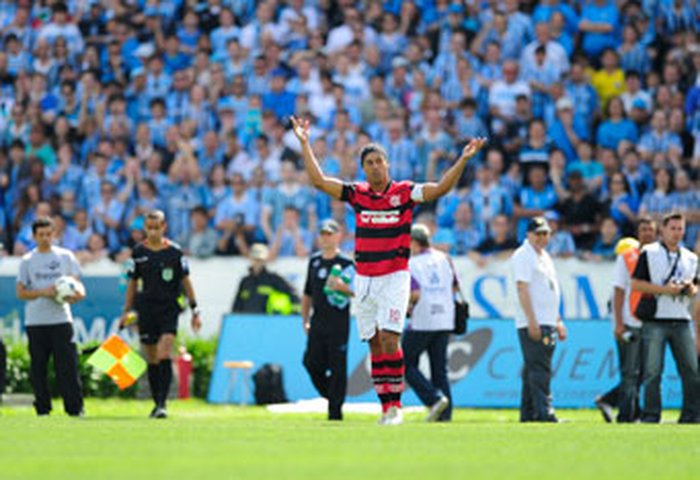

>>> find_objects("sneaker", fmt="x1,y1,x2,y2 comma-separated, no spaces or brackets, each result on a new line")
153,406,168,419
383,406,403,426
595,397,613,423
149,406,158,418
426,396,449,422
377,413,388,425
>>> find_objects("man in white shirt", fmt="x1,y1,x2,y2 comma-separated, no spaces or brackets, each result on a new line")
403,224,458,422
489,61,532,134
631,213,700,424
16,217,86,416
520,22,570,78
511,217,567,422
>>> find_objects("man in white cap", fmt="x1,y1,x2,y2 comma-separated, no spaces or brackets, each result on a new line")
511,216,567,422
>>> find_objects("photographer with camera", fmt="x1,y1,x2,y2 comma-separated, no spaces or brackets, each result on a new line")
595,218,657,423
631,212,700,424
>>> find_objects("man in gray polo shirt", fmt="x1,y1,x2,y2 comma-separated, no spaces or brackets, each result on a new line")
16,217,85,416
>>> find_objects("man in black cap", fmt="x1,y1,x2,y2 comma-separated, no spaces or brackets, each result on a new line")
510,216,567,422
301,219,355,420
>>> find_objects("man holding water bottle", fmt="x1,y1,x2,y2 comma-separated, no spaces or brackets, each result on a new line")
302,219,355,420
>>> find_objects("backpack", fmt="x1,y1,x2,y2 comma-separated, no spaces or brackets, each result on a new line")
252,363,288,405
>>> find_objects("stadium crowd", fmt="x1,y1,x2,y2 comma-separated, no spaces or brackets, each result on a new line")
0,0,698,265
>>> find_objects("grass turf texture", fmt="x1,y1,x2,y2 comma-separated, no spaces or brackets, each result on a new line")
1,399,698,480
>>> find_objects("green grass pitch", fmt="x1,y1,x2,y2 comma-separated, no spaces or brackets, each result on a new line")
1,399,698,480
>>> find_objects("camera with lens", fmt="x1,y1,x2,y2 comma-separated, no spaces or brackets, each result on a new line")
621,330,637,343
672,280,693,297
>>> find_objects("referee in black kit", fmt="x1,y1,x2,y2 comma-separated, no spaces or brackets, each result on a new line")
119,210,202,419
302,219,355,420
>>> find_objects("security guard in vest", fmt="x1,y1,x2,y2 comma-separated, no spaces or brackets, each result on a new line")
595,217,657,422
301,219,354,420
232,244,300,315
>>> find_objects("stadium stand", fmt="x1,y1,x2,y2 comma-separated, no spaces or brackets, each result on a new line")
0,0,698,262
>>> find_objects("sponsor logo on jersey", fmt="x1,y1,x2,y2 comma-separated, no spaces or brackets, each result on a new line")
359,210,400,225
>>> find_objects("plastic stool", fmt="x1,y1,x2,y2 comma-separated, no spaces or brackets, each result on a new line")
223,360,254,405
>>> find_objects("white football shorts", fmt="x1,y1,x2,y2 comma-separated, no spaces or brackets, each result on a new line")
354,270,410,341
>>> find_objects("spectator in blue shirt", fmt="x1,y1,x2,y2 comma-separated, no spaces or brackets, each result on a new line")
618,24,651,75
176,9,201,56
454,98,488,145
532,0,580,36
596,97,639,151
564,62,600,131
638,110,683,162
668,169,700,245
214,173,259,256
583,216,619,261
639,167,675,224
262,68,297,121
468,165,514,239
515,165,559,241
621,148,653,200
548,96,591,162
449,202,483,255
162,35,191,74
544,210,576,258
605,171,640,236
268,206,313,259
579,0,620,59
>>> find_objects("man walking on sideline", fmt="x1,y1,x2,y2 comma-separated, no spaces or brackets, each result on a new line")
16,217,85,416
511,217,567,422
595,218,657,422
403,224,458,422
119,210,202,419
631,212,700,423
302,219,355,420
290,115,486,425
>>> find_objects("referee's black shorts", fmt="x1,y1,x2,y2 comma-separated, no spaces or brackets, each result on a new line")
136,302,180,345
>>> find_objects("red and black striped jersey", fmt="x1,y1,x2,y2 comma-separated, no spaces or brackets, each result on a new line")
341,180,423,276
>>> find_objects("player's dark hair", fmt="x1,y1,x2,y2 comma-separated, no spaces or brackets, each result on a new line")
32,216,54,234
662,212,684,226
636,216,656,234
360,143,388,167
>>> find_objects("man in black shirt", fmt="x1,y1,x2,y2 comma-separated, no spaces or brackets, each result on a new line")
232,244,300,314
302,219,354,420
468,214,519,267
120,210,202,419
557,170,600,250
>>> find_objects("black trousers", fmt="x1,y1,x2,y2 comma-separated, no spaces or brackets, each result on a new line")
518,326,556,422
26,323,83,416
0,338,6,396
402,330,452,420
303,331,348,419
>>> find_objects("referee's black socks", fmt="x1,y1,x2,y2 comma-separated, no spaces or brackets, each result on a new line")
158,359,173,407
147,364,160,405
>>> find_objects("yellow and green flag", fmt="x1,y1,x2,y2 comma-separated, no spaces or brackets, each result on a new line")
87,335,147,390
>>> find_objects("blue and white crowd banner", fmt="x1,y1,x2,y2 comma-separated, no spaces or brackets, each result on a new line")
209,315,684,409
3,256,629,339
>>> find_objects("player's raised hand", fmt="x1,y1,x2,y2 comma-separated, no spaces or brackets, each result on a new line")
290,116,310,144
460,137,488,161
